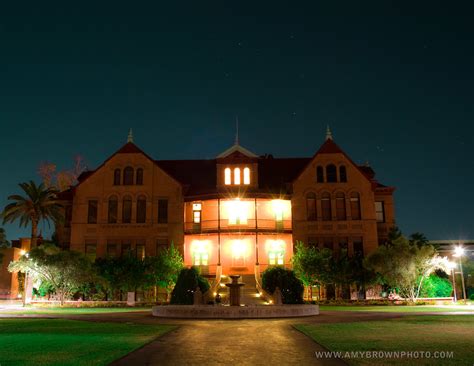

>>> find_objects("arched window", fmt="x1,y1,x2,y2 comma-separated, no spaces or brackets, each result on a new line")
306,192,317,221
136,168,143,185
335,192,346,220
136,195,146,223
123,167,134,185
113,169,121,185
350,192,361,220
316,166,324,183
243,167,250,185
339,166,347,182
326,164,337,183
224,168,231,185
234,168,241,185
108,195,118,223
321,192,332,221
122,195,132,223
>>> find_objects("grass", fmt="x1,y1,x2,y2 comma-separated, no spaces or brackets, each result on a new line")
295,315,474,365
0,318,175,366
0,307,152,315
319,305,474,313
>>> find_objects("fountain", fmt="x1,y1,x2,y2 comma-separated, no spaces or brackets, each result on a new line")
225,275,245,306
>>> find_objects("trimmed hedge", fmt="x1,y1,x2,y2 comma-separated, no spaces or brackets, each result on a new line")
170,267,210,305
262,266,304,304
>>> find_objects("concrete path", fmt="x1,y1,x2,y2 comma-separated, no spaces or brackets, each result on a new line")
110,318,346,366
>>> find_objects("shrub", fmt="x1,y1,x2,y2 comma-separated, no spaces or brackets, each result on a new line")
419,274,453,298
262,266,304,304
170,267,210,305
470,294,474,301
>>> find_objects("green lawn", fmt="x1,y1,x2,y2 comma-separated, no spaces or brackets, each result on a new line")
0,307,152,315
0,319,175,366
320,305,474,313
296,315,474,366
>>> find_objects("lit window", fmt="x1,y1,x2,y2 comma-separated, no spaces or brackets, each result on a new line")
350,192,361,220
243,167,250,185
234,168,241,185
193,202,202,224
228,199,248,225
375,201,385,222
231,240,247,267
224,168,231,185
192,240,209,266
268,240,285,265
272,200,284,222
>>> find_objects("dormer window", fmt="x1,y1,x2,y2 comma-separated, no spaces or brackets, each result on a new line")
243,167,250,185
224,168,231,185
234,168,241,185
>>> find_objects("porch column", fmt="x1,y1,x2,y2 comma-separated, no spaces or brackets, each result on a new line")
255,198,259,265
217,198,221,265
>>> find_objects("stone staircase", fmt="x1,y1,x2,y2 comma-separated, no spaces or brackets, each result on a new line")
239,274,267,305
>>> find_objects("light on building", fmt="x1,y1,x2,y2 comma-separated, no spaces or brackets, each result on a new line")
224,168,231,185
234,167,241,185
19,250,26,256
243,167,250,185
227,199,248,225
192,203,202,211
231,239,248,259
453,246,465,257
272,199,285,221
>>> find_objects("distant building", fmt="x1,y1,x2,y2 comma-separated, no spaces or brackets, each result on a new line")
56,128,396,290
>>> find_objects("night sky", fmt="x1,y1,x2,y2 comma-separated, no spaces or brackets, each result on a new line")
0,3,473,241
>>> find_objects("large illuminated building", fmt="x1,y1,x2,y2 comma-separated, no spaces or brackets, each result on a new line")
56,128,395,296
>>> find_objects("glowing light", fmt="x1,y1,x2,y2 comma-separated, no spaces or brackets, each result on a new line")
224,168,231,185
231,239,248,259
255,293,261,298
192,203,202,211
213,292,217,296
454,246,465,257
234,168,241,185
272,199,285,221
267,239,285,265
227,199,248,225
243,167,250,185
19,250,26,256
191,240,210,266
447,261,456,270
220,283,226,288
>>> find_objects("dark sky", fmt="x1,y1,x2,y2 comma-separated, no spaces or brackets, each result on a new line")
0,3,473,241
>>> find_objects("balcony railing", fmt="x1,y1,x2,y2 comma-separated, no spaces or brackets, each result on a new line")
184,219,292,233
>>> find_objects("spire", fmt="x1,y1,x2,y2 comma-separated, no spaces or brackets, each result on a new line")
234,117,239,145
127,128,134,143
325,125,333,141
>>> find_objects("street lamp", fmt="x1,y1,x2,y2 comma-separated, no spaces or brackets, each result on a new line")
447,261,457,303
453,246,467,302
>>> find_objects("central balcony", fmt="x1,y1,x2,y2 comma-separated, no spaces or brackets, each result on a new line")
184,218,292,234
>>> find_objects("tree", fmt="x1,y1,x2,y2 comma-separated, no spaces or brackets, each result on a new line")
147,243,183,300
170,267,210,305
419,274,453,298
0,227,9,247
261,266,304,304
8,244,93,305
364,236,450,302
292,241,332,289
409,232,429,247
38,155,86,191
2,181,63,247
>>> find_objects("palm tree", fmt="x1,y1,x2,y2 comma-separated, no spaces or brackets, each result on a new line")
2,181,63,247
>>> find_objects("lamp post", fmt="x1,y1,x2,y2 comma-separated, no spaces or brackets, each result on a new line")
453,246,467,302
448,261,457,303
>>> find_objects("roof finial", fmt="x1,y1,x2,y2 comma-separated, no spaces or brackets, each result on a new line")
235,116,239,145
326,125,333,141
127,128,134,143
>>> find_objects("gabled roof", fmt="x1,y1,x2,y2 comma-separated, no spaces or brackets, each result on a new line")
216,143,258,159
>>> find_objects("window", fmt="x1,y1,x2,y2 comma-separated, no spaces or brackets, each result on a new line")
268,240,285,265
243,167,250,185
234,168,241,185
339,166,347,182
123,166,134,185
326,164,337,183
107,242,118,257
122,195,132,223
85,242,97,261
335,192,346,220
136,241,146,260
87,200,98,224
158,199,168,223
316,166,324,183
113,169,121,185
108,196,118,224
136,168,143,185
121,241,132,256
339,237,349,256
353,237,364,257
156,238,168,254
375,201,385,222
228,199,248,225
136,195,146,223
321,193,332,221
306,193,317,221
193,202,202,228
224,168,231,185
350,192,361,220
